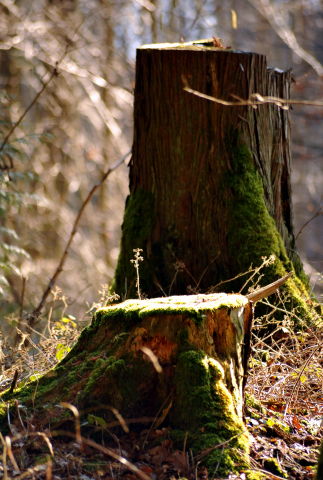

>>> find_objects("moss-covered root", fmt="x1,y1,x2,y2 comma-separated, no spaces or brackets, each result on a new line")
170,350,249,477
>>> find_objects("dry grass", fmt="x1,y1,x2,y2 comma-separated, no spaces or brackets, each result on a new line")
247,292,323,415
245,292,323,478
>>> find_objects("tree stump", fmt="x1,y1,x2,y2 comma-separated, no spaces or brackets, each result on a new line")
112,41,309,312
1,42,316,479
6,293,253,476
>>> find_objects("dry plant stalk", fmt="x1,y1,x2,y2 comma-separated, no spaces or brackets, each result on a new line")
130,248,144,300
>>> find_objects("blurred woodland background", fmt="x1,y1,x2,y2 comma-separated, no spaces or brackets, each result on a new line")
0,0,323,331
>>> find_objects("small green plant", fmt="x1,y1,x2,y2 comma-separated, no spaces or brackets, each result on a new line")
130,248,144,300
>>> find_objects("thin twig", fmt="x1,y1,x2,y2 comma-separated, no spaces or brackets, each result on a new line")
51,430,152,480
143,384,177,448
0,48,68,169
16,328,55,366
195,254,219,291
130,248,144,299
9,369,18,394
0,432,8,480
247,0,323,76
5,436,20,472
30,150,131,320
212,445,224,479
296,203,323,240
60,403,82,445
0,8,105,169
246,271,293,303
169,261,185,296
19,276,26,322
208,270,252,293
15,276,26,346
193,429,247,462
182,76,323,108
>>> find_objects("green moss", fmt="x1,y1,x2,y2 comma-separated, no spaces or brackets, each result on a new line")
83,357,118,397
264,458,287,478
73,352,155,420
111,189,155,299
76,354,151,417
169,350,249,475
246,471,267,480
97,293,248,329
177,328,193,353
245,393,266,415
222,132,313,326
118,357,152,410
225,144,285,271
0,302,251,479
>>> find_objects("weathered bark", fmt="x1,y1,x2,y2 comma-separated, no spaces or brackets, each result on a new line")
112,42,308,304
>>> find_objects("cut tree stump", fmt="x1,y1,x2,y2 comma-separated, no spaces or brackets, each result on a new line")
2,39,315,477
3,273,293,476
8,293,252,475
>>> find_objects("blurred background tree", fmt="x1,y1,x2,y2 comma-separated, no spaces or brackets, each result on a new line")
0,0,322,329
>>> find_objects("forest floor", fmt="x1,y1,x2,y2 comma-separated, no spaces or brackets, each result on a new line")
0,292,322,480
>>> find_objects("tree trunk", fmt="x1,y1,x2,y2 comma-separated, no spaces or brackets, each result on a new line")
112,41,308,309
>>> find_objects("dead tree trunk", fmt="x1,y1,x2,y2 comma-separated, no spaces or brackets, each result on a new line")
112,41,307,304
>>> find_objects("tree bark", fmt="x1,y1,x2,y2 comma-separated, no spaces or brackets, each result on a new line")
112,42,308,306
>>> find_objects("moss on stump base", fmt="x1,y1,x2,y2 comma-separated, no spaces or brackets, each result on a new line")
3,293,254,476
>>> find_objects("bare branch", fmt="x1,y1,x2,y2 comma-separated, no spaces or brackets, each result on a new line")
0,45,70,170
30,150,131,319
182,76,323,108
247,0,323,76
296,200,323,240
